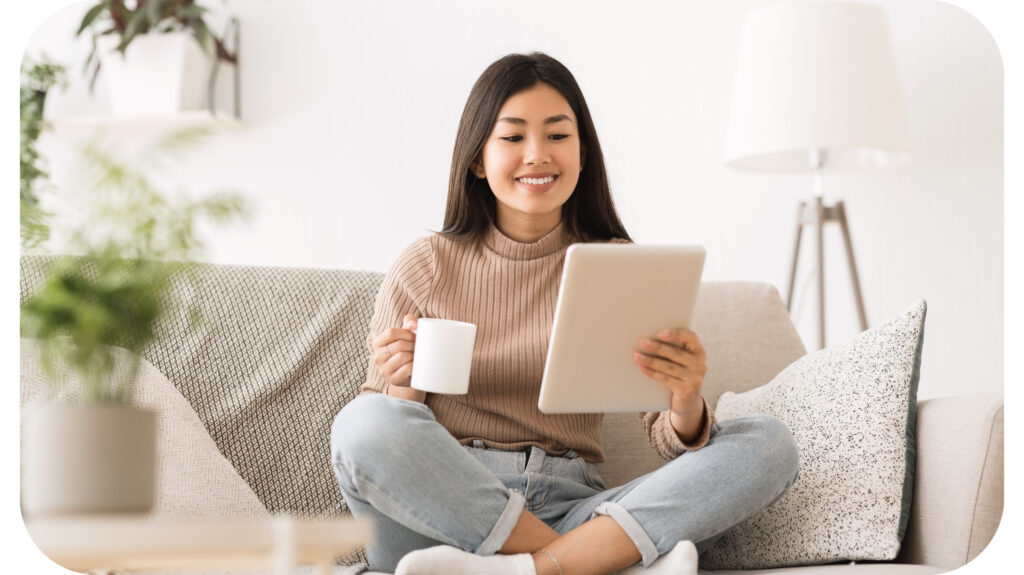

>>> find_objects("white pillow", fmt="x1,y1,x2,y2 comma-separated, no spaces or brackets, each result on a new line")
700,300,926,570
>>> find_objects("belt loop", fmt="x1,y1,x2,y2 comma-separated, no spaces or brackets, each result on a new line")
472,439,486,449
526,446,546,473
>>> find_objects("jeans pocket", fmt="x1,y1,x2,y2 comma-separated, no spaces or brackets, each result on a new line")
576,458,607,491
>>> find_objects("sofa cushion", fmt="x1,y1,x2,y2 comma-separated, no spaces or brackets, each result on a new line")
691,282,808,408
701,300,926,570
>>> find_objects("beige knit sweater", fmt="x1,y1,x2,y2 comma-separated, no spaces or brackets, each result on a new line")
361,222,715,463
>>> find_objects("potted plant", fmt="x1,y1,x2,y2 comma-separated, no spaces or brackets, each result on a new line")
76,0,239,116
20,129,248,516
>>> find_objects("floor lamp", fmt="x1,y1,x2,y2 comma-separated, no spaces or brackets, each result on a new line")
724,1,911,350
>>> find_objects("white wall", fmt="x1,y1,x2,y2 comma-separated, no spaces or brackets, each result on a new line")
26,0,1003,401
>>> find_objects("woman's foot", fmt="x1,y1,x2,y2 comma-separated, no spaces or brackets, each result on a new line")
395,539,697,575
395,545,536,575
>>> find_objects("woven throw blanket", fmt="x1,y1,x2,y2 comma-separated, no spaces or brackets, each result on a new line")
20,256,383,523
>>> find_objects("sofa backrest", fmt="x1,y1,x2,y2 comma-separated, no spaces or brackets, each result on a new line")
20,257,807,512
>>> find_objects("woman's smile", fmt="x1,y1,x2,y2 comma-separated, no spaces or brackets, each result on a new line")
515,173,559,192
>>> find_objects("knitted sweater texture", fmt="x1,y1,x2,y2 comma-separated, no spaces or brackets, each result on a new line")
361,222,715,462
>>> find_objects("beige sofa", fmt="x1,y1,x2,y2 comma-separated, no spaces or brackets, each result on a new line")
19,258,1003,574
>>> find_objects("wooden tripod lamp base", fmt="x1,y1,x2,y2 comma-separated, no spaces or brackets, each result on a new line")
785,197,869,350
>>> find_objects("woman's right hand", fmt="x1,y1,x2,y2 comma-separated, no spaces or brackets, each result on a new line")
372,314,419,388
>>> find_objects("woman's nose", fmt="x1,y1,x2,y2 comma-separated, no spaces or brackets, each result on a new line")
523,136,552,165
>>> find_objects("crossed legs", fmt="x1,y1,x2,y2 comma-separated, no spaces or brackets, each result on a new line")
331,394,798,574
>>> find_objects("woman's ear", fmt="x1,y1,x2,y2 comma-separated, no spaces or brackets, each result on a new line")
471,160,486,180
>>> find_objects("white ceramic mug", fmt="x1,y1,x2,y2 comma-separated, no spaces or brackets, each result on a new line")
410,318,477,394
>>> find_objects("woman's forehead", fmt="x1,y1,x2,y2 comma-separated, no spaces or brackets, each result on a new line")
497,83,576,122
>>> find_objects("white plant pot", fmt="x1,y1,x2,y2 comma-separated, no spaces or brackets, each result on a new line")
23,404,157,517
100,32,235,117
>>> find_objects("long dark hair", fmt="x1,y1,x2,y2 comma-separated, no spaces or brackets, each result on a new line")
442,53,631,243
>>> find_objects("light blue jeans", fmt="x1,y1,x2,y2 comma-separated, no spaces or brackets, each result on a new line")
330,394,798,573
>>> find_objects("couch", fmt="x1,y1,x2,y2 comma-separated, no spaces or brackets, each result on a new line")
19,257,1003,574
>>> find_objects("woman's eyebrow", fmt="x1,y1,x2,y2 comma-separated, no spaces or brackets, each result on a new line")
497,114,573,125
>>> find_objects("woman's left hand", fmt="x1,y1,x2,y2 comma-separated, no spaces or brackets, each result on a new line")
634,329,708,437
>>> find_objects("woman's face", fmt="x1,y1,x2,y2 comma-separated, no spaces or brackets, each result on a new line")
474,82,582,240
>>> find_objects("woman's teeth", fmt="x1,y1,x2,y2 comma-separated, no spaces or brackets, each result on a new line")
518,176,555,185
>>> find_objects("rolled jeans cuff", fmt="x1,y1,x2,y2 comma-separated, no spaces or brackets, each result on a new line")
475,489,526,556
594,501,659,567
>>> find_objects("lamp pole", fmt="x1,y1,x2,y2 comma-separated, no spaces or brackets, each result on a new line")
785,153,869,349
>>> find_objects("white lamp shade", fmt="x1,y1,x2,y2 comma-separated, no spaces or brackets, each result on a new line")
725,1,911,171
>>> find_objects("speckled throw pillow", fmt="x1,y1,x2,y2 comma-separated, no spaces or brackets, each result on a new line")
701,300,926,570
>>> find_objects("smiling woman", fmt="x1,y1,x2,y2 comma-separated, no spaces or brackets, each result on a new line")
327,52,800,575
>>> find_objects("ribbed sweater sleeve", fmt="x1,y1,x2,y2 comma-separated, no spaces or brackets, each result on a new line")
361,239,434,395
640,397,718,460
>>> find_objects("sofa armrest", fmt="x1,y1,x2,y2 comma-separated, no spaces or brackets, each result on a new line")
898,393,1003,569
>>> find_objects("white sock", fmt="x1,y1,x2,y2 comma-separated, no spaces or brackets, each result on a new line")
395,545,536,575
618,540,698,575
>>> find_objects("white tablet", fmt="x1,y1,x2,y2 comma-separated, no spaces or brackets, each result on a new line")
538,243,706,414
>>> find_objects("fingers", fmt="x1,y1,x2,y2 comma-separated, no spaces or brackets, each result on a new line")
373,338,415,364
636,336,707,376
372,326,417,348
375,343,414,386
652,329,705,355
633,329,707,396
634,350,700,381
371,314,421,386
382,349,415,383
635,357,692,389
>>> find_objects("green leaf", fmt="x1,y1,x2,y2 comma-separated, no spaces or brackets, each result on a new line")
76,3,109,37
180,4,209,18
192,21,216,57
118,9,150,51
144,0,164,27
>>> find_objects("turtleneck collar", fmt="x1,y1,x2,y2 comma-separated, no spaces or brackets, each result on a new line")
483,221,572,261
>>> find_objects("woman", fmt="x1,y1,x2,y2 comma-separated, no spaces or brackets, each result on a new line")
331,52,799,575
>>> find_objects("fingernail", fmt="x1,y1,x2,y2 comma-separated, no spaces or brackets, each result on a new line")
640,338,654,348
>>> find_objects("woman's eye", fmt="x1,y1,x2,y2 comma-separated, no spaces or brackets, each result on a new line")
500,135,523,142
550,134,570,141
